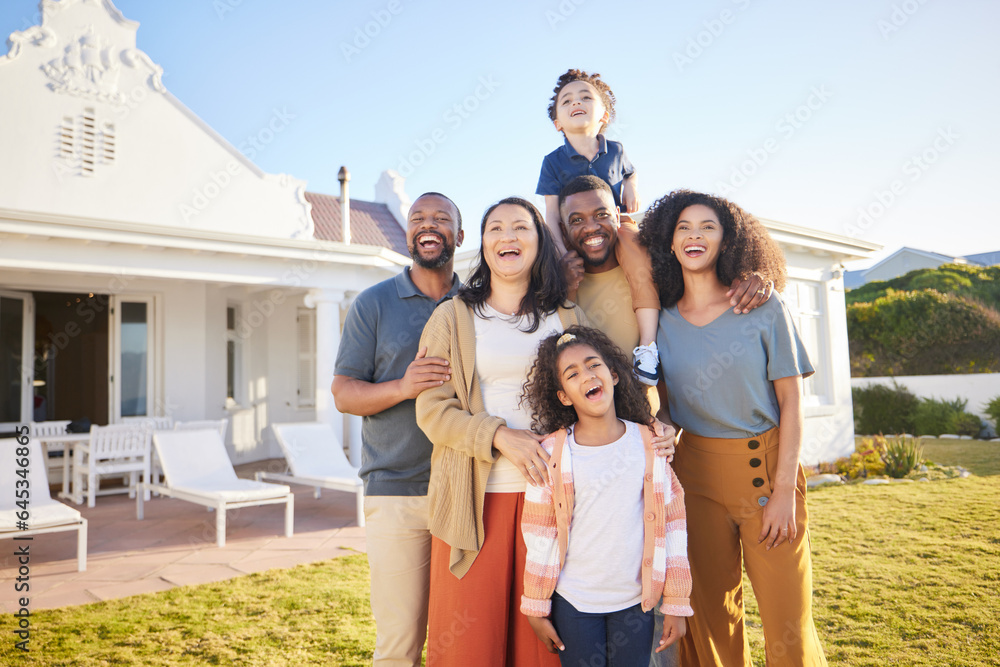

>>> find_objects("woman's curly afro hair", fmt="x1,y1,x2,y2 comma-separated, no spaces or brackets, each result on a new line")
521,325,652,435
546,69,617,129
637,190,787,309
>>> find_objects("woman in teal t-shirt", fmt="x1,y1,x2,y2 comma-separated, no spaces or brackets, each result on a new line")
639,190,828,666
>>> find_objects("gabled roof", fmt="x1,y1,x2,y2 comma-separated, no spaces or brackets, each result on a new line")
964,251,1000,267
306,192,408,257
883,246,966,265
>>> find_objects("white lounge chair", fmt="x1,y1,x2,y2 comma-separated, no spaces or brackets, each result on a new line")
1,437,87,571
145,419,229,487
259,422,364,527
137,429,293,547
73,423,152,507
174,419,228,440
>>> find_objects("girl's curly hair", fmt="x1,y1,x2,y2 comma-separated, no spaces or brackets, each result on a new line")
547,69,617,130
521,325,652,435
637,190,787,309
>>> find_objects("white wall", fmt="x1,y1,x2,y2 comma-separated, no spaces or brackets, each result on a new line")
783,251,858,464
852,374,1000,428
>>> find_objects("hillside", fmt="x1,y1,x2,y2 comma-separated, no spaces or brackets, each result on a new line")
847,263,1000,307
847,264,1000,376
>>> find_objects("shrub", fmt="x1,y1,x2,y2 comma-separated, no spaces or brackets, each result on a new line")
826,434,926,479
882,435,924,478
831,436,887,480
847,289,1000,376
955,412,984,437
852,382,918,435
847,263,1000,306
912,397,966,436
984,395,1000,429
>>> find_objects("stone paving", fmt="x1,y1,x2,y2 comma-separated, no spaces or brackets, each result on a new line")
0,459,366,612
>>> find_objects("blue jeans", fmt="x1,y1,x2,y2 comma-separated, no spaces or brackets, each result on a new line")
551,592,654,667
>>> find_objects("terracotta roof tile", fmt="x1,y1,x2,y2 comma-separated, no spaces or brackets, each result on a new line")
306,191,408,256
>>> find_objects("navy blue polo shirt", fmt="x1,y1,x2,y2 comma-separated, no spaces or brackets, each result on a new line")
334,268,461,496
536,134,635,209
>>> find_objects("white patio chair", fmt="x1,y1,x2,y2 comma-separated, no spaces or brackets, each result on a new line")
259,422,364,527
30,420,72,483
137,429,293,547
1,437,87,571
72,423,152,507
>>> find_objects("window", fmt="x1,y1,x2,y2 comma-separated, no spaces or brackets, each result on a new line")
226,305,242,406
783,280,826,402
296,308,316,408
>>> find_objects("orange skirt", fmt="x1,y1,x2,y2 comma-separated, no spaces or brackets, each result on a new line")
426,492,561,667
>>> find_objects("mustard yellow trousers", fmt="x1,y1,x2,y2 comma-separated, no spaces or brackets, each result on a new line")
673,428,827,666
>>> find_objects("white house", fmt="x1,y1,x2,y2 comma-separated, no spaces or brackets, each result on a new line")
1,0,880,466
844,246,999,289
0,0,411,464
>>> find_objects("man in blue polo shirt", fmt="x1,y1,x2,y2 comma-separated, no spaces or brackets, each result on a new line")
332,192,463,667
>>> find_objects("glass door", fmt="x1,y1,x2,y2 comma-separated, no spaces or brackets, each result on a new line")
0,291,34,430
109,295,156,421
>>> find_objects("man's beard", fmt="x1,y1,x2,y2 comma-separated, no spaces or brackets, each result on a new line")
409,235,456,269
574,239,613,268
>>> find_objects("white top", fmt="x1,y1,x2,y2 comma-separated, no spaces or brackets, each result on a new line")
474,304,563,493
556,421,646,613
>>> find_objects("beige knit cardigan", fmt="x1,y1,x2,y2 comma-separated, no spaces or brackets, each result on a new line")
415,296,585,578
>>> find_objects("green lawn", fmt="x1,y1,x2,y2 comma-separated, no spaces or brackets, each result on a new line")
3,440,998,665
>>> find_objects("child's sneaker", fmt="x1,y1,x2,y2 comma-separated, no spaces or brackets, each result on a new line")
632,343,660,386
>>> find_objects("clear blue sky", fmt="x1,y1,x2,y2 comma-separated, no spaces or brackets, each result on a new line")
2,0,997,266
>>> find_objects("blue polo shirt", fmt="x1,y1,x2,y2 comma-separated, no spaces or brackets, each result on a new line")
334,268,461,496
536,134,635,209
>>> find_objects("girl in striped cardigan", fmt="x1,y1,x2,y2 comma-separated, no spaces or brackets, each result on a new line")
519,326,693,665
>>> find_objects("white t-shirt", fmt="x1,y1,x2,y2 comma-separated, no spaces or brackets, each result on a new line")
555,420,646,613
474,304,563,493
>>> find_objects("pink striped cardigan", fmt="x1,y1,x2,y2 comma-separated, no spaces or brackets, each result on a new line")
520,423,693,618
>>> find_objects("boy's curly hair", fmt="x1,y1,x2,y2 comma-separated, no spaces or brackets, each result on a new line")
521,325,652,435
637,190,787,309
547,69,617,130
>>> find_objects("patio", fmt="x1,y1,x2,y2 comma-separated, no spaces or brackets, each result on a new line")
0,459,367,613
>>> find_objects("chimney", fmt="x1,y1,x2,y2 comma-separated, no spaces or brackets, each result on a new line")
338,165,351,245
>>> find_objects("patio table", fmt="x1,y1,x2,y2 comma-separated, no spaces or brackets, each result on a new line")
34,432,91,502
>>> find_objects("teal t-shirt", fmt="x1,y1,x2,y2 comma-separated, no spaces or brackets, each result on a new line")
656,294,814,438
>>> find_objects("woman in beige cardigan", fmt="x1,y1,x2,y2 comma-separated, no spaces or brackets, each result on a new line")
416,196,584,666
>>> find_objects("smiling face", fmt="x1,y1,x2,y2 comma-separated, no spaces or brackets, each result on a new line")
561,188,620,272
556,343,618,420
553,81,610,136
671,204,725,273
481,203,539,283
406,194,463,269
